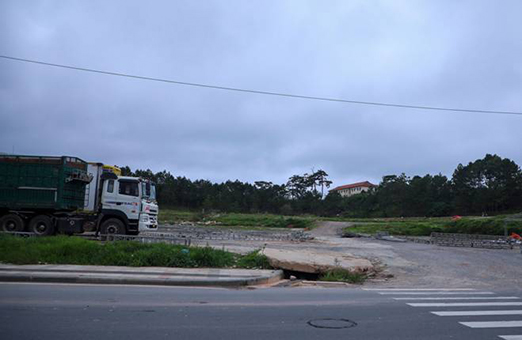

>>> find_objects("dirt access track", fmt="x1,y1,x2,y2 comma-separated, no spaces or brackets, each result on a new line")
154,221,522,290
311,222,522,289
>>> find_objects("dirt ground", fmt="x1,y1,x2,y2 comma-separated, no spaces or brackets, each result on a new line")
153,222,522,290
312,221,522,289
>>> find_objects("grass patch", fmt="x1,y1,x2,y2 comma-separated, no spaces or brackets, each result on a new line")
213,213,314,229
236,249,272,269
341,216,522,236
319,269,366,284
445,217,522,235
159,210,316,229
158,210,203,224
0,235,238,268
324,216,453,223
344,220,448,236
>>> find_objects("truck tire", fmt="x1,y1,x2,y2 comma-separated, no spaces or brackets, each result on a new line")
0,214,25,232
28,215,55,236
100,218,125,240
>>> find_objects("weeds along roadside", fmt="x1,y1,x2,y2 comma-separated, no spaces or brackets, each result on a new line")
0,235,272,269
342,216,522,236
158,210,316,229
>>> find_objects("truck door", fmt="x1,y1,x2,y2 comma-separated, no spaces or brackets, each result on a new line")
115,179,140,222
101,179,117,210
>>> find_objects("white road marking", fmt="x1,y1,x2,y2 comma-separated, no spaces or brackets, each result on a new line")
459,321,522,328
380,291,494,295
408,302,522,307
395,297,520,301
432,310,522,317
384,288,522,338
364,288,476,291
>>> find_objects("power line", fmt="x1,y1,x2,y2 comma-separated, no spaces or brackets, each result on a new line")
1,54,521,116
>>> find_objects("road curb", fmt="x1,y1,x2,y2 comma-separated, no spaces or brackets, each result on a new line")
0,265,284,288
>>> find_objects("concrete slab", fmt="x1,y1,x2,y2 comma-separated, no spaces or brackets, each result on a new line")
263,247,373,274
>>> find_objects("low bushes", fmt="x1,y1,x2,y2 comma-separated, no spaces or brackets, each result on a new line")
209,213,314,229
345,221,446,236
319,269,366,284
158,210,315,229
0,235,258,268
445,218,522,235
344,217,522,236
158,210,203,224
236,250,272,269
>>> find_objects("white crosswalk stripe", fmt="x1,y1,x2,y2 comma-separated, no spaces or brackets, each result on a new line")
460,321,522,328
432,310,522,316
369,288,522,339
394,296,520,301
363,288,476,291
379,291,494,295
408,302,522,307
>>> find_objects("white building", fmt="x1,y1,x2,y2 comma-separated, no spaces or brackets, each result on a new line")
330,181,376,198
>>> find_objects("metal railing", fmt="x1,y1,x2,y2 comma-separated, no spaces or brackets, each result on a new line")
104,233,193,246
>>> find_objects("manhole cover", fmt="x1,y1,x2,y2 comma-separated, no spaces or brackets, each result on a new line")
307,318,357,329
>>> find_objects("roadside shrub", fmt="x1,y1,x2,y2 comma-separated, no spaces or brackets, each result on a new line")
344,217,522,236
189,246,235,267
236,250,272,269
213,213,314,229
345,221,446,236
0,235,236,268
264,217,313,229
319,269,366,284
445,218,522,235
158,210,204,224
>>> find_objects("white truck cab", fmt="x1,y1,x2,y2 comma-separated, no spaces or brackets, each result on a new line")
138,179,159,231
85,164,159,236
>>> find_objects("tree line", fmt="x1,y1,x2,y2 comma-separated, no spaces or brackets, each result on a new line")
121,154,522,217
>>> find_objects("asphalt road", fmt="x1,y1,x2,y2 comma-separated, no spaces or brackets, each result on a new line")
1,283,521,340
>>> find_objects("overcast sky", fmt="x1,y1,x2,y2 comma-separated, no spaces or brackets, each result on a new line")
1,0,521,187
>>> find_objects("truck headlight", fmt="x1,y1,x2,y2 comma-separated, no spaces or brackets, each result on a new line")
140,215,149,222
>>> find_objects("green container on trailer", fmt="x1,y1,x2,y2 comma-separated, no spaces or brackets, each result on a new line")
0,155,92,211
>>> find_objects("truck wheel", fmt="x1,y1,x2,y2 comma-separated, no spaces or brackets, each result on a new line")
0,214,25,232
100,218,125,240
28,215,55,236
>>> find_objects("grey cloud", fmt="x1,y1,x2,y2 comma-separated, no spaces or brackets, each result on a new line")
1,0,521,188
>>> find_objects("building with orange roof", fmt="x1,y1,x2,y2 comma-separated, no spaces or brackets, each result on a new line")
329,181,377,198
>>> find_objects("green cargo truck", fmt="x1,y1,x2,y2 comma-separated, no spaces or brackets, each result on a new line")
0,155,159,236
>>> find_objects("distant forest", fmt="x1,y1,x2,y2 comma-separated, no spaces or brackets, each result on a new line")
121,154,522,217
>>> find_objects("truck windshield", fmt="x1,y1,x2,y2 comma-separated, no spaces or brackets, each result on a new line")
150,183,156,201
141,181,157,201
